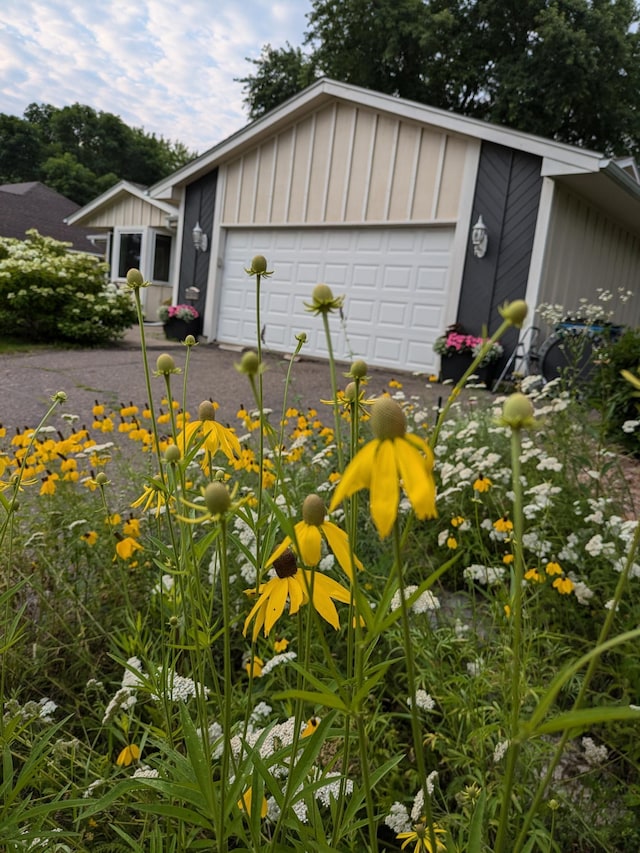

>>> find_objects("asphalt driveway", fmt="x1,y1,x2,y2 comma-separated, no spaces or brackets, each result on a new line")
0,324,479,434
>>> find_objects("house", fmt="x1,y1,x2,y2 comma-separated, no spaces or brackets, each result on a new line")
0,182,102,254
63,180,179,319
67,79,640,374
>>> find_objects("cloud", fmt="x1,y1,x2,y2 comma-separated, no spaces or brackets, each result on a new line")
0,0,309,152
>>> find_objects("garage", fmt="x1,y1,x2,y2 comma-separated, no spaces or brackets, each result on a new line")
217,226,454,373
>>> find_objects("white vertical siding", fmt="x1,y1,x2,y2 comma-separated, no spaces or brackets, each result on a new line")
539,185,640,327
220,102,467,226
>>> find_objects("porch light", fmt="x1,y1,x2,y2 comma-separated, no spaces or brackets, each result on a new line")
192,221,208,252
471,215,488,258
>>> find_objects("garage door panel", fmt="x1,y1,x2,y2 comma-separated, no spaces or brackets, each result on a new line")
219,226,452,372
348,299,375,322
378,302,407,326
382,266,413,290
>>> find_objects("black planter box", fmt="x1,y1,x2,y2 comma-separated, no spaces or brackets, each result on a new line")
163,317,201,341
439,353,495,387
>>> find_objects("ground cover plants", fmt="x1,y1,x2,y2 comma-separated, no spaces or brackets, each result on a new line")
1,263,640,851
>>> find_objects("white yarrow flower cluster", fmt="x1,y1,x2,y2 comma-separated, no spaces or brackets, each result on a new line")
260,651,297,676
385,801,411,833
390,584,440,613
493,740,509,763
582,736,608,766
408,689,436,711
463,564,506,585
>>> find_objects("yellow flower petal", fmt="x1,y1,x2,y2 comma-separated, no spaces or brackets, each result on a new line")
116,743,141,766
265,536,294,567
307,571,351,630
287,575,306,615
296,521,323,566
263,578,289,637
369,439,399,538
395,439,437,520
321,520,363,579
329,440,379,511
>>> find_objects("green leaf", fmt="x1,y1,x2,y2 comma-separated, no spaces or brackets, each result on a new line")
526,705,640,738
273,689,349,713
468,788,487,853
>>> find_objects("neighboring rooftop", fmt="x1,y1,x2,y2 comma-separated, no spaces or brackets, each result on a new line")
0,181,102,253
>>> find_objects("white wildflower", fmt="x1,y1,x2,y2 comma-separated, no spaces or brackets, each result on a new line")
582,736,608,766
493,740,509,763
315,773,353,808
37,698,58,722
385,801,411,834
408,690,436,711
261,652,297,675
133,765,160,779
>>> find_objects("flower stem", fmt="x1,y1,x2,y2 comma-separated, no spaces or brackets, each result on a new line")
393,520,438,853
494,425,525,852
431,319,510,449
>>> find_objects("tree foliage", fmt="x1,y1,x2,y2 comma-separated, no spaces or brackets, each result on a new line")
0,103,196,205
240,0,640,157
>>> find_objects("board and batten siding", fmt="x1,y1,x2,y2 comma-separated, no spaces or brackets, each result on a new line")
220,102,468,227
539,184,640,329
83,196,171,229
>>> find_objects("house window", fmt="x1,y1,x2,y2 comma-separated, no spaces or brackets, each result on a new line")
153,234,172,282
117,232,142,278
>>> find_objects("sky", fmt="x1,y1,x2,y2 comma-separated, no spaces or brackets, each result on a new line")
0,0,310,155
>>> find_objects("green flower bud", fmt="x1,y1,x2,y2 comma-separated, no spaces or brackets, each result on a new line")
238,350,260,376
501,392,535,429
349,359,368,379
344,382,358,402
499,299,528,328
95,472,109,486
184,334,196,347
126,268,144,288
302,494,326,526
251,255,267,274
198,401,217,421
370,397,406,440
245,255,272,277
305,283,345,315
164,444,181,463
156,353,176,374
204,481,231,516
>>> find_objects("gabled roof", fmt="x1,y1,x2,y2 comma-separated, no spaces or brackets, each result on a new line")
0,181,101,252
65,180,178,226
147,79,640,236
149,77,617,201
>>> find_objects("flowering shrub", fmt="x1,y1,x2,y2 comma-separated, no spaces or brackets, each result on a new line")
434,324,503,365
0,230,137,344
157,303,199,322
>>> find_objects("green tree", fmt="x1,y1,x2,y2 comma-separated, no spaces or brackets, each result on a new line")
0,103,196,204
0,115,44,183
241,0,640,158
237,42,318,119
40,152,102,206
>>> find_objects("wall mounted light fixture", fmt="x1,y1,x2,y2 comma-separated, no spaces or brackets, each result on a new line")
192,221,208,252
471,215,488,258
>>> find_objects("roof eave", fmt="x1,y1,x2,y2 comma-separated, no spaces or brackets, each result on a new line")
149,78,607,201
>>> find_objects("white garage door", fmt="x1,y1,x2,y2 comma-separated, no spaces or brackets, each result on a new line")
217,227,453,373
